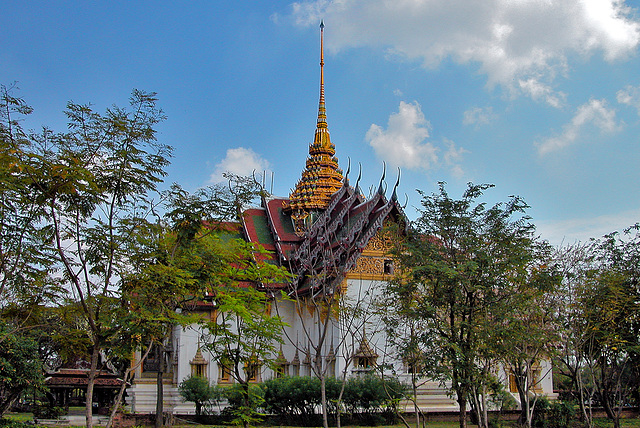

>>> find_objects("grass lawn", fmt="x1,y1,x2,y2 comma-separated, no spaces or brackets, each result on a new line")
3,413,33,422
3,413,640,428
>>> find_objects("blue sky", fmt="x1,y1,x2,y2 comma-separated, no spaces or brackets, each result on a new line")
3,0,640,245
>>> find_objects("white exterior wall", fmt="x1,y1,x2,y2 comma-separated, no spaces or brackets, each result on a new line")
127,275,556,414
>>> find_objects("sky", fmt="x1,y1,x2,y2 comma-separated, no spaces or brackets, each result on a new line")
3,0,640,246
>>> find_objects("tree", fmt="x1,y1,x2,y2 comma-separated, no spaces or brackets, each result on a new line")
552,242,599,428
580,228,640,428
1,87,171,428
201,249,290,428
0,321,45,415
0,84,59,310
554,228,640,428
387,182,546,428
490,259,560,428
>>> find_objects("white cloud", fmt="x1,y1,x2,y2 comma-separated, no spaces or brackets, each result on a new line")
442,138,468,179
518,78,566,108
537,207,640,246
289,0,640,101
617,84,640,114
366,101,465,175
366,101,435,170
462,106,496,126
536,99,621,155
209,147,271,183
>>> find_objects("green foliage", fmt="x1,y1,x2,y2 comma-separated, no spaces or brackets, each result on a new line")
0,84,61,309
199,251,290,428
0,321,45,416
341,375,404,415
531,397,576,428
386,182,552,428
178,375,221,416
221,383,265,427
554,226,640,428
262,375,404,425
263,376,322,419
33,405,65,419
0,419,33,428
0,86,173,427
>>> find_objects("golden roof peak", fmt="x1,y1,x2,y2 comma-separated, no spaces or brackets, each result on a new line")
286,21,344,234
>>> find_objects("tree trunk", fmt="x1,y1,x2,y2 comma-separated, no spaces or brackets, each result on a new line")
320,374,329,428
0,391,21,417
86,347,100,428
601,389,621,428
106,342,154,428
481,382,489,428
412,374,420,428
155,344,165,428
457,393,467,428
517,380,531,428
242,382,250,428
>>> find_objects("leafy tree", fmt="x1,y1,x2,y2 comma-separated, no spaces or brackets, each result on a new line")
387,182,546,428
0,86,171,428
552,242,598,427
554,228,640,428
490,259,561,428
0,84,59,310
115,177,274,428
581,227,640,428
202,261,290,428
0,321,45,415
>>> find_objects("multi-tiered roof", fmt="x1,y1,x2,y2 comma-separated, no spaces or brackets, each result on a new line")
285,21,344,235
240,23,406,294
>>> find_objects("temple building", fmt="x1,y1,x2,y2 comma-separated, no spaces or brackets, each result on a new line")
126,23,554,415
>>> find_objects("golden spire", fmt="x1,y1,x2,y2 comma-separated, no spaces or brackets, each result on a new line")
287,21,344,234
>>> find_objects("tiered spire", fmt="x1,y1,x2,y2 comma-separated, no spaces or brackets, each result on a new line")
287,21,344,234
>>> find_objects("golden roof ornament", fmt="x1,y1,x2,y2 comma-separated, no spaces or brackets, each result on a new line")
287,21,344,235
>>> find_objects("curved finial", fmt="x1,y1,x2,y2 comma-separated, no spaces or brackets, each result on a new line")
402,194,409,209
391,167,400,201
377,162,386,195
355,163,362,193
344,157,351,184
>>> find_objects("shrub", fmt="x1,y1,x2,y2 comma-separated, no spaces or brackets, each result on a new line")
263,374,404,426
342,374,404,415
178,375,221,416
0,420,33,428
532,397,576,428
32,405,65,419
263,376,322,425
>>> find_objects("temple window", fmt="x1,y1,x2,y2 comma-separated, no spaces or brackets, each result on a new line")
326,345,336,378
190,348,208,379
383,259,394,275
509,373,518,393
274,348,289,379
245,356,261,383
218,362,232,384
352,336,378,374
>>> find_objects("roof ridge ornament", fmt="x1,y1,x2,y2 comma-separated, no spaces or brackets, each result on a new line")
391,167,400,202
355,163,362,194
344,157,351,185
377,162,386,195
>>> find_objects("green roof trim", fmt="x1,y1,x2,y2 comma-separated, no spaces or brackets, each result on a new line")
252,214,275,245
